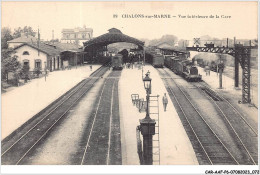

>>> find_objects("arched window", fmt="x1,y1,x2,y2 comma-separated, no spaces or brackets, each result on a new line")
23,51,29,55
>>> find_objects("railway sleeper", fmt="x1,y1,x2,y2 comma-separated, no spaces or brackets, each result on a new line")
200,87,223,101
210,157,237,164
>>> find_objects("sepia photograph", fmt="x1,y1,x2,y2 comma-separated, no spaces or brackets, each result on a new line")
1,0,258,174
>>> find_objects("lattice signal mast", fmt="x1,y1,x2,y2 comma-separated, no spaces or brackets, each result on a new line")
186,38,255,104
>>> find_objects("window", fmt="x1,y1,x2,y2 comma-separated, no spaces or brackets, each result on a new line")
82,34,86,39
35,59,42,69
23,51,29,55
23,59,29,66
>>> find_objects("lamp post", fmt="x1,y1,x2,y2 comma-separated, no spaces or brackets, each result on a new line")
139,71,156,165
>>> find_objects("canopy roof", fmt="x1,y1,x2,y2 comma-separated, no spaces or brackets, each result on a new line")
83,28,144,50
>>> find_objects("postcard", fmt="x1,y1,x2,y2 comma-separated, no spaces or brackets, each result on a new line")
1,1,258,174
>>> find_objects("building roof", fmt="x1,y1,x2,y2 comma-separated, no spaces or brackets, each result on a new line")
7,35,38,43
83,28,144,50
62,27,93,33
13,42,60,56
44,42,83,52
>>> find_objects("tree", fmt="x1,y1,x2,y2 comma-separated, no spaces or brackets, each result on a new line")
1,49,21,83
13,26,36,38
1,27,13,49
178,39,189,49
33,67,42,78
148,35,178,47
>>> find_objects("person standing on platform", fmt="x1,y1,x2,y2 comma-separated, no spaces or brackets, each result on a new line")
205,65,210,76
162,93,168,112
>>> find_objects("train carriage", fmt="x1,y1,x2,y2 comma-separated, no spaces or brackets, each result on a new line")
111,54,123,70
164,56,172,69
172,58,183,74
164,56,176,71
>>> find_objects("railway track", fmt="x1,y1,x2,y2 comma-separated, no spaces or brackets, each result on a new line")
192,82,258,165
193,82,258,136
157,68,240,165
80,70,122,165
1,65,109,165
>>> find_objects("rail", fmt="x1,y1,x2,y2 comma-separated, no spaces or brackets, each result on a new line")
1,64,109,165
194,83,257,165
158,68,239,165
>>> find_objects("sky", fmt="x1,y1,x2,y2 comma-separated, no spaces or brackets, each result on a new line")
1,1,258,42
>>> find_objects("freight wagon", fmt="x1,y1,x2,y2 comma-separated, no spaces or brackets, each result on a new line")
152,54,164,68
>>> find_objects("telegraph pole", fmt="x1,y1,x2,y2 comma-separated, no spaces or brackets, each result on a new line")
227,38,229,48
218,54,223,89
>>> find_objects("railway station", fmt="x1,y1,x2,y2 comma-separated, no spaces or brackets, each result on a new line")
1,27,258,167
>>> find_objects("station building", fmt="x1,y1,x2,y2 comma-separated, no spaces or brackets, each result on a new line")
11,42,61,72
60,26,93,46
12,41,85,72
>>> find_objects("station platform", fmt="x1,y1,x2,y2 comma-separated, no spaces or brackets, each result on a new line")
198,67,258,104
119,65,198,165
1,65,101,140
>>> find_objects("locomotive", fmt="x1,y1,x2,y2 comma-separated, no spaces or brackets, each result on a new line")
164,56,202,82
111,54,123,70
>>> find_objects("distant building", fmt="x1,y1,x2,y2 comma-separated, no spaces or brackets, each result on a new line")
7,33,38,48
60,26,93,46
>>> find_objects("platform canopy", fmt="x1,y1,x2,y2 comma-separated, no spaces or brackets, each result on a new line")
83,28,145,51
